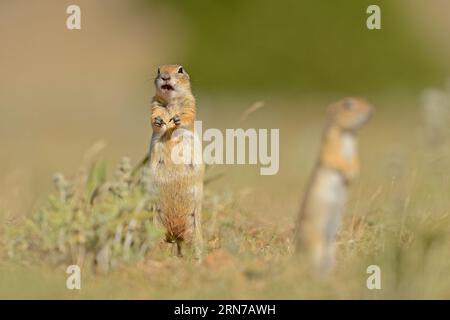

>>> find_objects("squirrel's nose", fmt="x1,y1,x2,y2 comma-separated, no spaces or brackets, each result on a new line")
161,74,171,81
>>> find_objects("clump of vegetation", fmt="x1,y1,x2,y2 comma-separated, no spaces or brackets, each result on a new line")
4,156,164,273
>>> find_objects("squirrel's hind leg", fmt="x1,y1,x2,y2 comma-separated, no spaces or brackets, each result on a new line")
176,241,184,257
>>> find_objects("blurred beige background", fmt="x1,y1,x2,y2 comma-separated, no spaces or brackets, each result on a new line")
0,0,178,217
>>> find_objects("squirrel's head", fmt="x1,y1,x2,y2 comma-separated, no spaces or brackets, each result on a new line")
154,65,192,101
328,97,373,131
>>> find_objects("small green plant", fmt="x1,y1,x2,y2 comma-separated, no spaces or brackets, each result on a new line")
4,157,164,273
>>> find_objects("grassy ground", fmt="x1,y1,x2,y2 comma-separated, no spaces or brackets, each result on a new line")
1,93,449,299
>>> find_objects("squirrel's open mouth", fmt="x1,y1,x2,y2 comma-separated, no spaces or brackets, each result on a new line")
161,84,174,91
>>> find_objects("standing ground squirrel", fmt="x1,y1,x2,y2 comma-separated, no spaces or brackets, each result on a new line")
295,97,373,275
148,65,204,258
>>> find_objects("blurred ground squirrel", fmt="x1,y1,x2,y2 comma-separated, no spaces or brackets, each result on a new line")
148,65,204,258
295,97,373,274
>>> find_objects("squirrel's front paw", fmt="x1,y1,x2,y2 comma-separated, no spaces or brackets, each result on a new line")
154,116,166,127
169,115,181,126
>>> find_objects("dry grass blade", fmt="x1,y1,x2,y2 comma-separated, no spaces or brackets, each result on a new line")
82,140,107,165
131,154,150,178
204,172,226,186
239,101,265,123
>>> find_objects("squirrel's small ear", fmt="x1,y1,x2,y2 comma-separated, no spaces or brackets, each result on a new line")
177,66,184,74
157,67,160,75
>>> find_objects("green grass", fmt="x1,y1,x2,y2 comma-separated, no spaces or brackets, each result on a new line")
3,157,164,273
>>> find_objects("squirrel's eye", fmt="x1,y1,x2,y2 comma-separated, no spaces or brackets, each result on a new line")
343,99,353,110
177,67,184,74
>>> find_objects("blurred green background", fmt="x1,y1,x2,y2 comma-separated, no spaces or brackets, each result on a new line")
150,0,448,93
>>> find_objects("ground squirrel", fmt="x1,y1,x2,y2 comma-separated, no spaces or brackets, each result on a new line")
295,97,373,275
148,65,204,258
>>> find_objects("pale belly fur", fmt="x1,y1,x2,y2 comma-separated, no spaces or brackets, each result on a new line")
307,167,347,243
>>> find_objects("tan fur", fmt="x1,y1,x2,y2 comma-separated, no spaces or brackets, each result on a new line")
148,65,204,258
295,97,373,275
